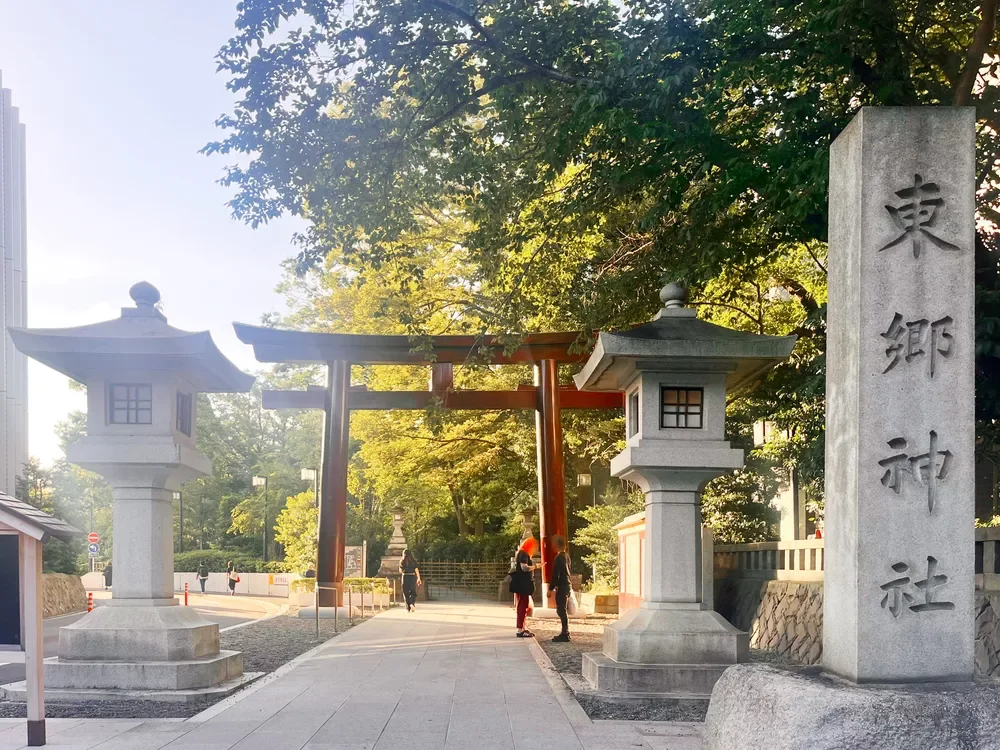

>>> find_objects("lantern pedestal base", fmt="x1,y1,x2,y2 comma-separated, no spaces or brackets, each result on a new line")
47,602,243,693
584,606,747,698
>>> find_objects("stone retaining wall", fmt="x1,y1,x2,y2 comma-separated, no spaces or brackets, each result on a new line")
43,573,87,618
715,577,1000,677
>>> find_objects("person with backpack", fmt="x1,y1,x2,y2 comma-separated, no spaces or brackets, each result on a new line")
399,549,422,612
197,562,209,593
509,538,538,638
549,535,572,642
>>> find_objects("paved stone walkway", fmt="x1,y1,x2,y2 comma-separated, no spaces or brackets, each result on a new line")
0,602,702,750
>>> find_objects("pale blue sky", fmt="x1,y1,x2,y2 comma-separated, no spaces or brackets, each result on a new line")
0,2,304,463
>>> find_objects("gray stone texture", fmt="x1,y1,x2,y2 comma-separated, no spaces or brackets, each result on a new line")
715,579,1000,676
703,663,1000,750
825,106,977,682
716,580,823,665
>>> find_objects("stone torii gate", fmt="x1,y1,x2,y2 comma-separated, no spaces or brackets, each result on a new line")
233,324,623,607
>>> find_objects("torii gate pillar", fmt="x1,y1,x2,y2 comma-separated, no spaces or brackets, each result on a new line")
318,360,350,607
535,359,567,600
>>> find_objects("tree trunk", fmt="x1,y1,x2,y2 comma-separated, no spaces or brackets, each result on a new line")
451,491,470,535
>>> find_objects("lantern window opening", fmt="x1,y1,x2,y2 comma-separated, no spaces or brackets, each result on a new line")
660,387,703,429
628,390,639,437
176,392,193,436
108,383,152,425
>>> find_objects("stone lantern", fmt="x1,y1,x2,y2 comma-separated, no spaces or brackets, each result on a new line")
9,282,254,698
574,282,795,698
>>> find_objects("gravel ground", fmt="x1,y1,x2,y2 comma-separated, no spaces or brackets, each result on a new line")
528,612,792,722
0,608,375,720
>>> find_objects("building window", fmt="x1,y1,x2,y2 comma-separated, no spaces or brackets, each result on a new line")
109,384,152,425
660,387,703,429
176,392,192,436
628,391,639,437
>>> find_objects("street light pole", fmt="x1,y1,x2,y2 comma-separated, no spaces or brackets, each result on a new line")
301,468,319,506
173,492,183,554
252,475,269,562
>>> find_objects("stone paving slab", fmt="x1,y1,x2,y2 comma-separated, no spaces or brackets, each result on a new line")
0,602,703,749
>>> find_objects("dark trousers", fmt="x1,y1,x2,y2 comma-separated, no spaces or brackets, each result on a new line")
199,578,207,593
402,577,417,607
555,589,569,635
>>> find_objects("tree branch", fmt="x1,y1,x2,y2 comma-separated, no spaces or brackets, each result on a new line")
955,0,1000,105
429,0,591,85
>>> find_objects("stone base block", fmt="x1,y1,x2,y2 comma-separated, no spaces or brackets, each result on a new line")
604,606,748,664
58,604,220,661
44,650,243,691
297,606,358,619
1,672,263,704
583,652,731,698
703,664,1000,750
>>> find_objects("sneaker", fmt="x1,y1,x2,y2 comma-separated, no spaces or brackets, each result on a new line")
552,634,570,643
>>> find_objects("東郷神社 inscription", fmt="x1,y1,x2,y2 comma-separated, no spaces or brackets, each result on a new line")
879,173,961,257
879,556,956,619
825,107,975,684
880,313,954,377
877,431,953,512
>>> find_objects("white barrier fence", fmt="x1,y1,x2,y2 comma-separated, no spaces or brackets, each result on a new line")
172,572,300,597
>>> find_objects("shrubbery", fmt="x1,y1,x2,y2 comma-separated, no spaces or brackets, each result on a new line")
290,577,390,593
417,531,521,562
172,549,298,574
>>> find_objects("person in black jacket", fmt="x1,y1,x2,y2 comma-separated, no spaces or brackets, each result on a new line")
550,536,571,642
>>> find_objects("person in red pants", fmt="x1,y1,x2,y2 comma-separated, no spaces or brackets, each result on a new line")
509,538,538,637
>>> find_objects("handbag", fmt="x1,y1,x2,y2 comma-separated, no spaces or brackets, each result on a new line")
567,590,578,616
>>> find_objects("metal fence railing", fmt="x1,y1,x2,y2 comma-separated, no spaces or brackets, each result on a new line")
417,560,510,600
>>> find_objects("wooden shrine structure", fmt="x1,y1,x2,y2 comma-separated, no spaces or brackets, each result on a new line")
233,324,623,607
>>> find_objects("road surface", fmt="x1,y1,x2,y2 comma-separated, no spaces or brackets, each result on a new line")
0,592,284,686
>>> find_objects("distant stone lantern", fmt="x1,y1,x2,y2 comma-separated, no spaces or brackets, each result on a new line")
9,282,255,698
574,282,795,698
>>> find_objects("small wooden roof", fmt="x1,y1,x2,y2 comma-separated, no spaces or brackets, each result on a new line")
0,495,81,542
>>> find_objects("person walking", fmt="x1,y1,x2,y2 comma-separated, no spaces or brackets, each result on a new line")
509,538,538,638
399,549,421,612
102,561,113,590
197,561,209,593
550,535,571,642
226,560,239,596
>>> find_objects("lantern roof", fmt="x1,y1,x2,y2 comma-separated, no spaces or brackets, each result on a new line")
8,282,254,393
574,283,796,392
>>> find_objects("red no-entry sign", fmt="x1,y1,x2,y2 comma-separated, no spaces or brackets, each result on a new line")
87,532,99,544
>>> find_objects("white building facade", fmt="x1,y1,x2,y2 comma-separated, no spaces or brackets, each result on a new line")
0,72,27,496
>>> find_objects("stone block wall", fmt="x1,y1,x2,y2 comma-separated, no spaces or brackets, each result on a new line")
716,579,823,665
43,573,87,618
716,577,1000,676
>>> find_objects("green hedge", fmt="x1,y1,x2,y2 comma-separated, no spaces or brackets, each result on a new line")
417,532,520,562
173,550,298,574
290,577,390,594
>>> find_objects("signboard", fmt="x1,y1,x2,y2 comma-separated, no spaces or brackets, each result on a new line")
344,544,367,578
87,532,99,544
88,543,100,556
